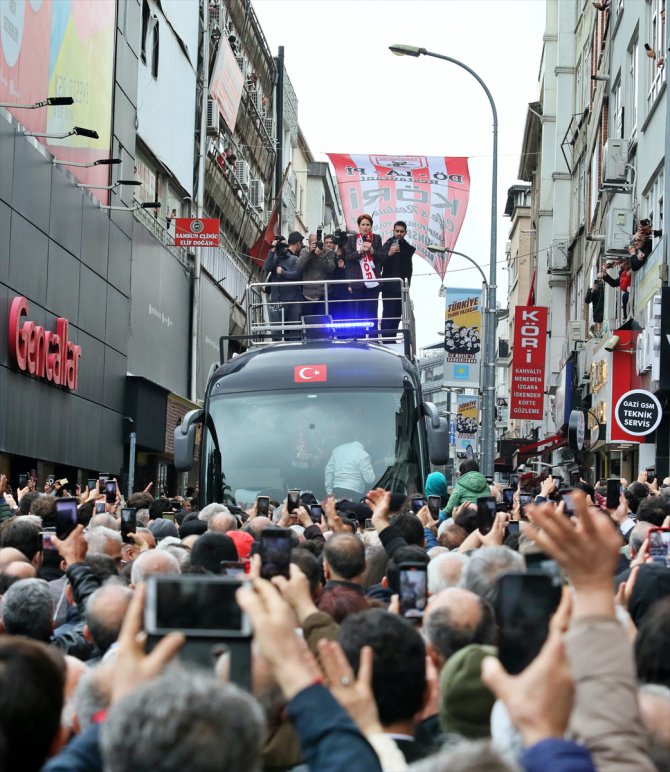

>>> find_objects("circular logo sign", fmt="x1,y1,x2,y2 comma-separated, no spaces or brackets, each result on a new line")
614,389,662,437
190,219,204,234
568,410,586,451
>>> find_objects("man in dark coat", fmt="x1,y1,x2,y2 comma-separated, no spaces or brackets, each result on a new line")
264,232,304,340
379,220,416,341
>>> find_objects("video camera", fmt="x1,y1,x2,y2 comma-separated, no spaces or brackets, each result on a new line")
331,228,352,248
273,237,289,258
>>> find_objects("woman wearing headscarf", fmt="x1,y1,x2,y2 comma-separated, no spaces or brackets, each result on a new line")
344,213,383,331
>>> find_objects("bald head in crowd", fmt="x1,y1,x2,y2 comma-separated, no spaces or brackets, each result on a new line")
208,511,238,533
130,550,180,586
323,533,366,584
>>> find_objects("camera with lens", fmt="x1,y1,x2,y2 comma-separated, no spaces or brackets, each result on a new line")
332,228,351,248
274,238,289,258
316,227,323,250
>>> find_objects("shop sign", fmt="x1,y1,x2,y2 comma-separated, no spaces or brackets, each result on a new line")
174,218,220,247
510,306,548,420
614,389,662,437
8,296,81,390
568,409,585,451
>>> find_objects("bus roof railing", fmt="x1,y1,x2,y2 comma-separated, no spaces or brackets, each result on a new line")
244,277,414,358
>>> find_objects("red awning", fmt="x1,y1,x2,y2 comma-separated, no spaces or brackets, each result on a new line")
513,432,566,463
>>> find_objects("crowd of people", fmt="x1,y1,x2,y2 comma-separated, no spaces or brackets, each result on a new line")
263,214,416,340
0,461,669,771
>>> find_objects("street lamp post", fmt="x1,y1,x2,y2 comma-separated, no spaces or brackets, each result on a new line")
430,246,492,470
390,44,498,477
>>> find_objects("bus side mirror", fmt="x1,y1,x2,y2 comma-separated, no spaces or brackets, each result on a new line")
174,409,203,471
423,402,450,465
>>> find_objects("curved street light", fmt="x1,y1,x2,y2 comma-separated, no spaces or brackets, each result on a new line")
390,44,498,477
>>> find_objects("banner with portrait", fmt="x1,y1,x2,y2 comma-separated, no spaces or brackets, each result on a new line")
326,153,470,281
455,394,479,457
443,288,483,387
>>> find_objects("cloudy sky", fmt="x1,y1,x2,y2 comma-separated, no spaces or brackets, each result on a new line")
254,0,547,348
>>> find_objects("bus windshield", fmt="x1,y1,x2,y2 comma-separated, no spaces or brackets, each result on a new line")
202,387,424,507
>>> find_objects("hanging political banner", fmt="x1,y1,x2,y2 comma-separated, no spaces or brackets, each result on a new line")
455,394,479,457
443,288,483,388
326,153,470,281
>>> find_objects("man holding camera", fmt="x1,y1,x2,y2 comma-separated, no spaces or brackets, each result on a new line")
380,221,415,340
264,232,304,340
585,272,605,335
298,231,335,318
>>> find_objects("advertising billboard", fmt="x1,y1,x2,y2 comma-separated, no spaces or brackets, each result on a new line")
1,0,116,195
455,394,479,457
509,306,548,421
443,287,482,388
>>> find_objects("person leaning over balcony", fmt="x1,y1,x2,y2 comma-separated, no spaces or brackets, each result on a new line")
603,259,632,318
585,273,604,335
344,214,383,332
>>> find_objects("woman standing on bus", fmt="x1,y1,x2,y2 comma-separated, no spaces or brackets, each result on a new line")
344,213,383,331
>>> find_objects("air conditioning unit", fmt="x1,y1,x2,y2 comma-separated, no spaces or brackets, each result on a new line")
602,138,628,183
234,55,245,76
606,197,634,253
567,319,587,350
234,160,250,189
249,179,265,210
206,98,220,135
547,242,568,272
263,117,275,141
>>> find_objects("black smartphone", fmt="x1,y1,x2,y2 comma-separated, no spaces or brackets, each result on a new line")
410,496,425,514
42,531,58,552
364,518,374,530
502,488,515,507
87,478,98,492
105,480,117,504
18,473,28,488
646,467,656,484
570,470,581,487
287,489,300,514
427,495,441,517
144,575,251,637
47,475,55,487
162,513,176,523
507,521,520,536
120,507,137,543
476,496,497,535
98,473,109,487
644,43,652,51
606,478,622,509
485,475,494,485
560,488,576,516
256,496,270,517
398,562,428,620
552,475,564,489
221,560,247,577
54,499,78,540
647,528,670,566
316,227,323,248
509,474,519,488
259,528,292,580
309,504,323,523
496,573,562,675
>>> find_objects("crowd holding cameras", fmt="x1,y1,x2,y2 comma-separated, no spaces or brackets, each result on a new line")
0,456,669,772
263,215,415,339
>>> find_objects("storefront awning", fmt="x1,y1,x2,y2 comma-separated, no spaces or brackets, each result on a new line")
513,432,566,465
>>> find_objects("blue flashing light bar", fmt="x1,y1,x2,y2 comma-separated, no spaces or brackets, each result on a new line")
328,321,375,330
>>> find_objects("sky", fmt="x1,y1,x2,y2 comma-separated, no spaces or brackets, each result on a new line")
253,0,547,349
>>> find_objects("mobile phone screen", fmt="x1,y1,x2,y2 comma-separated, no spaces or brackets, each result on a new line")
54,499,78,540
560,488,576,516
145,575,250,636
309,504,323,523
18,474,28,488
87,478,98,492
221,561,247,577
648,528,670,566
427,496,441,517
496,573,562,674
507,521,520,536
606,479,621,509
105,480,117,504
287,490,300,514
260,529,292,579
364,518,374,530
120,508,137,542
399,564,428,619
476,496,497,535
502,488,514,507
95,501,106,514
256,496,270,517
410,497,425,514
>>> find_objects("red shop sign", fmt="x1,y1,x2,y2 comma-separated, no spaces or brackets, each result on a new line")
509,306,548,421
8,296,82,390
